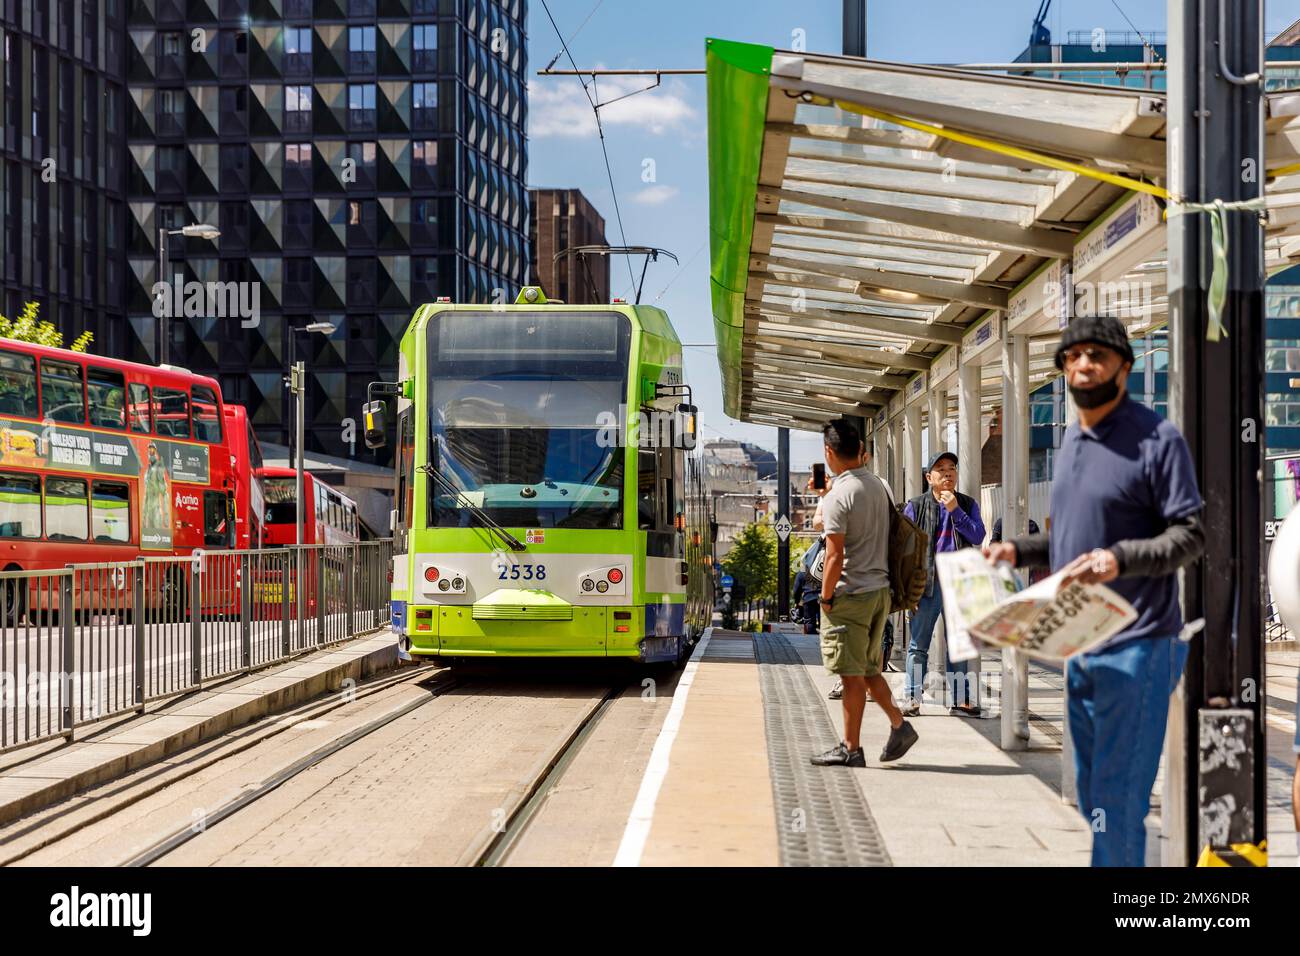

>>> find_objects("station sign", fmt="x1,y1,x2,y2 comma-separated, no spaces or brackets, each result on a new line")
930,345,958,389
720,573,734,588
961,312,1001,364
1072,192,1163,287
1007,258,1068,334
905,371,927,407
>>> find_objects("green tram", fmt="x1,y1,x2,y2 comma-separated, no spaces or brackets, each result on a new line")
366,288,714,665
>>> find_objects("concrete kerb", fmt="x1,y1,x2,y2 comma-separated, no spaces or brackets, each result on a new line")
0,632,399,827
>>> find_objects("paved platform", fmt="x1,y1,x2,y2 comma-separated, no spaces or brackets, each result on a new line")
626,629,1300,867
0,632,397,827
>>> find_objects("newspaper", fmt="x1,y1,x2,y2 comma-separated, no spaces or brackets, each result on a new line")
933,549,1138,662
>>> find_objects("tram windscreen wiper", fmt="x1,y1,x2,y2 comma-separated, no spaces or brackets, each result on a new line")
420,464,526,552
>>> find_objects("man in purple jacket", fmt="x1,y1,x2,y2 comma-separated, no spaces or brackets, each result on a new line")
902,452,986,717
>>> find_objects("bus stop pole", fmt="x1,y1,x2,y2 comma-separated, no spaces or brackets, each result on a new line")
1167,0,1266,865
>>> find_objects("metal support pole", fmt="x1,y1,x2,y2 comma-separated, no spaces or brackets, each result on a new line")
1168,0,1266,865
1061,380,1078,804
60,573,74,735
316,549,326,645
927,384,946,460
157,228,167,365
240,553,252,669
346,545,356,638
190,555,202,687
891,418,905,499
957,358,982,702
1000,332,1030,751
777,427,790,620
842,0,866,57
133,564,145,709
903,404,922,503
281,550,292,657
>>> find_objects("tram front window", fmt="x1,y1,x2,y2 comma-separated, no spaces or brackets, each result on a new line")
426,311,631,530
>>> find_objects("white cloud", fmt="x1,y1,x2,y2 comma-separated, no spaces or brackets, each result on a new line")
633,184,679,205
528,75,697,138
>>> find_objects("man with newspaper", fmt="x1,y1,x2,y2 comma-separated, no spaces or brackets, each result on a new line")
984,315,1205,867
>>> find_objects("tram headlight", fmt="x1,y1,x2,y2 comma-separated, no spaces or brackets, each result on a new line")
581,578,595,592
596,580,609,593
438,578,450,592
451,577,464,591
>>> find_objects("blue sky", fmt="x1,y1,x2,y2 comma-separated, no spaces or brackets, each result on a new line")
524,0,1300,470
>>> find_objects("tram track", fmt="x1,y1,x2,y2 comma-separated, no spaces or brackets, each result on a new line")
473,683,625,867
125,670,460,867
0,664,449,866
5,662,646,867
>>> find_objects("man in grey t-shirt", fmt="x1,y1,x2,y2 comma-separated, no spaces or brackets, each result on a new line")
811,419,919,768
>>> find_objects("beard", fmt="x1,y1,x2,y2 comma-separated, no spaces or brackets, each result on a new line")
1069,369,1123,410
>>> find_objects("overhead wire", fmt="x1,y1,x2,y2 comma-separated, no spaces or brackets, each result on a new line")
538,0,638,292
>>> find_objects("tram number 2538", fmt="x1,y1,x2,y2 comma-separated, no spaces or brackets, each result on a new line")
496,563,548,581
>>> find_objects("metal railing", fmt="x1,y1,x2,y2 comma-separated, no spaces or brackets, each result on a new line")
0,540,392,753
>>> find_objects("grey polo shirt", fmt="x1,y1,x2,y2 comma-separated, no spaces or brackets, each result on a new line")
820,466,891,595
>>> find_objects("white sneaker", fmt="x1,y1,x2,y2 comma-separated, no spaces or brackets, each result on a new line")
828,679,843,700
902,698,921,717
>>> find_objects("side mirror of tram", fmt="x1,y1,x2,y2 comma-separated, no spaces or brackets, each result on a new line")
363,400,387,449
675,403,699,450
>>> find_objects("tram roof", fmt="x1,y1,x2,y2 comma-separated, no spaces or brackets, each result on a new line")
706,38,1300,431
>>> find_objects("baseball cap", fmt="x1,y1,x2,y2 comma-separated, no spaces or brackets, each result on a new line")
1054,316,1136,370
926,451,958,472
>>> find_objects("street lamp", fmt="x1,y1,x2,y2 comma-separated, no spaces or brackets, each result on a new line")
157,222,221,365
286,320,336,548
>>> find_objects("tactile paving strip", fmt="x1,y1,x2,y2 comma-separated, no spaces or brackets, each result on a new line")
754,631,893,867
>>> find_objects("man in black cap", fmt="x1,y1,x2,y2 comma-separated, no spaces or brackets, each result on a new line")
984,315,1205,867
902,451,986,716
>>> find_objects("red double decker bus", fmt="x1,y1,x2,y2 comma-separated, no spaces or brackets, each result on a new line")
224,403,265,550
0,340,238,617
259,467,360,547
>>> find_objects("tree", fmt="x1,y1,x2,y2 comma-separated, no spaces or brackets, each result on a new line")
722,521,778,603
0,302,93,352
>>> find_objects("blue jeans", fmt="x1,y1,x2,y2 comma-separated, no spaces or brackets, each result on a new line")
1067,635,1189,867
904,585,977,707
801,598,820,635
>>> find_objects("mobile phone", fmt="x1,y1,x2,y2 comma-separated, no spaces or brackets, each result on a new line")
812,463,826,490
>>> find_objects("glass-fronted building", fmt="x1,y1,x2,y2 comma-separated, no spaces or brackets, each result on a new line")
0,1,130,352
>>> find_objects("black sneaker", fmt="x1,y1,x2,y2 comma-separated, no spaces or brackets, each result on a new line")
810,742,865,767
879,721,919,763
949,704,982,718
827,679,843,700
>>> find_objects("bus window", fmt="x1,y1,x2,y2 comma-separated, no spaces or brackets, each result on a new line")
192,385,222,443
203,490,232,547
152,386,190,438
0,472,41,538
45,476,88,541
246,419,264,470
91,481,130,543
40,359,85,424
0,349,38,418
87,367,127,429
128,382,151,433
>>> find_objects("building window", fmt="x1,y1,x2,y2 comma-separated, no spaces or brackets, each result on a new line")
413,23,437,71
284,26,312,72
285,142,312,166
348,141,376,168
348,25,375,72
413,82,437,130
413,139,437,167
285,84,312,133
348,83,376,130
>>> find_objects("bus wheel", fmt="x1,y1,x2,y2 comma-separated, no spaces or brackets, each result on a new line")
2,576,25,626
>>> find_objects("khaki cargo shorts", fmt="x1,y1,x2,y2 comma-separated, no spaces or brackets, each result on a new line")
820,587,891,678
